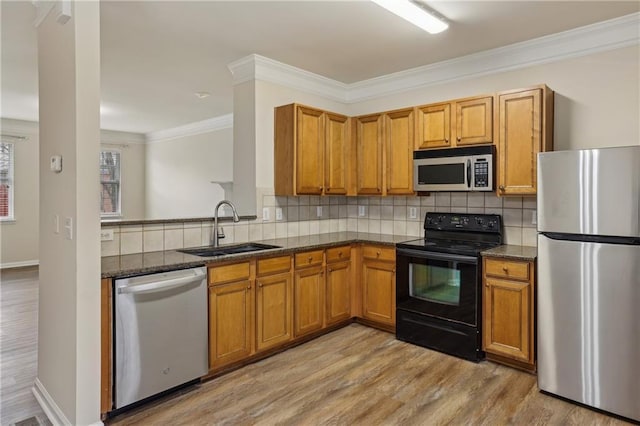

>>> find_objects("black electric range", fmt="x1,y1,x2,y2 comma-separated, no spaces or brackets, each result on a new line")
395,212,503,361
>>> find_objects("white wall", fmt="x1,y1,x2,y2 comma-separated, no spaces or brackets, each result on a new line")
36,2,101,424
347,46,640,151
145,127,233,219
0,119,39,267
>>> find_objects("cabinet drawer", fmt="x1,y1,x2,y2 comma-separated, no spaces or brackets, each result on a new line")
257,256,291,277
484,258,530,281
362,245,395,262
326,246,351,264
295,250,324,268
209,262,250,285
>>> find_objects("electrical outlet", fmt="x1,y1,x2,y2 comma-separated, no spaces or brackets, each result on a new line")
100,229,114,241
531,210,537,225
316,206,323,217
262,207,270,221
358,205,366,217
275,208,283,221
409,207,418,219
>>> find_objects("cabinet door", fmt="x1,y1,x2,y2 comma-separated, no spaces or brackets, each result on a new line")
497,88,541,195
324,112,349,195
256,272,292,351
483,277,532,363
209,280,253,370
356,114,384,195
416,103,451,149
362,259,396,326
385,108,415,195
455,96,493,146
296,106,325,195
294,265,325,337
326,260,351,325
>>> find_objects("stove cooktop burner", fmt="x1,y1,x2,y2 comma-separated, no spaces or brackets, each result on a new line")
396,238,500,256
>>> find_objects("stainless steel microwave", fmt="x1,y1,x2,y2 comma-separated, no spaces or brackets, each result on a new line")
413,145,494,192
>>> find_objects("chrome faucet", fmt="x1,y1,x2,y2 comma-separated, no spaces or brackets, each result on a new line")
212,200,240,247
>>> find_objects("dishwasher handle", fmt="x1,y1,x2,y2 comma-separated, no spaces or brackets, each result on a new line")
118,269,206,295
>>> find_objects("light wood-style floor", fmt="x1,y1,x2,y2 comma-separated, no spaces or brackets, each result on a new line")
109,323,629,426
0,267,49,426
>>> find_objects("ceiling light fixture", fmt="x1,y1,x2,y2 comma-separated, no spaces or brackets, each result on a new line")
195,92,211,99
371,0,448,34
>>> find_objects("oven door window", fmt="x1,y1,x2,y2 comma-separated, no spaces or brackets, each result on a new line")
418,163,465,185
410,263,461,305
397,252,479,326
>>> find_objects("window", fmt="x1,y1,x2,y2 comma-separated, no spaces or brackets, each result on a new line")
100,150,121,216
0,142,14,220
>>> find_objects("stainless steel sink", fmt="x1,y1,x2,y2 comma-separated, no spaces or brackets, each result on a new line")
178,242,281,257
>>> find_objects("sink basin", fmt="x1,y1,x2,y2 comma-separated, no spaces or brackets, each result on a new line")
179,243,281,257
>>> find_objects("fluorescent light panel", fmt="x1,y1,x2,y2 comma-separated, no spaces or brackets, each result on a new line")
371,0,448,34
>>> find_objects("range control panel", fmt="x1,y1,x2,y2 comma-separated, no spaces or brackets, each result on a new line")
424,212,502,233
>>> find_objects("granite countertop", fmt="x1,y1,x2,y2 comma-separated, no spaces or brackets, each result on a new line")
101,232,414,279
481,245,537,261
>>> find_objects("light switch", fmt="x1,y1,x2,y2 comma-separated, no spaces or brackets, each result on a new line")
50,155,63,173
358,206,366,217
316,206,323,217
53,214,60,234
262,207,270,221
531,210,537,225
409,207,418,219
64,217,73,240
275,208,283,221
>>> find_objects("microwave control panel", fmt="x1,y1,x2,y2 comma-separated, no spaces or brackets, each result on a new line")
474,160,489,187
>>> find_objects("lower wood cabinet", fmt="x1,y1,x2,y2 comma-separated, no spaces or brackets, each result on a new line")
361,246,396,327
293,250,325,337
208,261,253,370
482,256,535,371
208,279,253,370
256,271,293,351
294,264,325,337
325,260,351,325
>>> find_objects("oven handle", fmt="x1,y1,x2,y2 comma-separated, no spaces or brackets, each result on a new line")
396,248,478,264
467,159,471,189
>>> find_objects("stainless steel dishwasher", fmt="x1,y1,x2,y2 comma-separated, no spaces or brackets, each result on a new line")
114,267,208,410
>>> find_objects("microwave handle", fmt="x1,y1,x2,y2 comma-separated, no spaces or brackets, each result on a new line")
466,159,471,189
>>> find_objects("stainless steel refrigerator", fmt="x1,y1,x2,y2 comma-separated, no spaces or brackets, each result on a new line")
537,146,640,422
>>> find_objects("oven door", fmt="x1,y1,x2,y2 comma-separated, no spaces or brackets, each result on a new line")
396,248,479,326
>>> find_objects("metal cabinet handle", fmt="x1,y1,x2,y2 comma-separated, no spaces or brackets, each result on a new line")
457,137,461,142
247,285,251,290
376,251,381,256
338,251,343,257
499,185,505,191
445,138,449,143
502,266,508,272
308,256,313,263
258,283,263,288
319,186,323,191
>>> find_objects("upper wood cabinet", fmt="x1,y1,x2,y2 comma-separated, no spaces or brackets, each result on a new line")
355,113,384,195
496,85,553,196
274,104,351,196
416,96,493,150
483,257,535,371
385,108,415,195
355,109,415,196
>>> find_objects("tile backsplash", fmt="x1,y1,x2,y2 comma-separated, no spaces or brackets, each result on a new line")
101,191,537,256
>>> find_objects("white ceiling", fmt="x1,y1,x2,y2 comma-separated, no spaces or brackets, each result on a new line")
1,1,638,134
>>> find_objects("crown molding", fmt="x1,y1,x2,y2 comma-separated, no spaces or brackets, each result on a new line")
228,54,348,102
227,13,639,105
100,129,146,146
0,118,39,135
145,113,233,144
347,12,640,102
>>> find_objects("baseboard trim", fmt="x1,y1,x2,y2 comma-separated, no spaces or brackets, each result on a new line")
32,378,105,426
32,378,71,426
0,259,39,270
